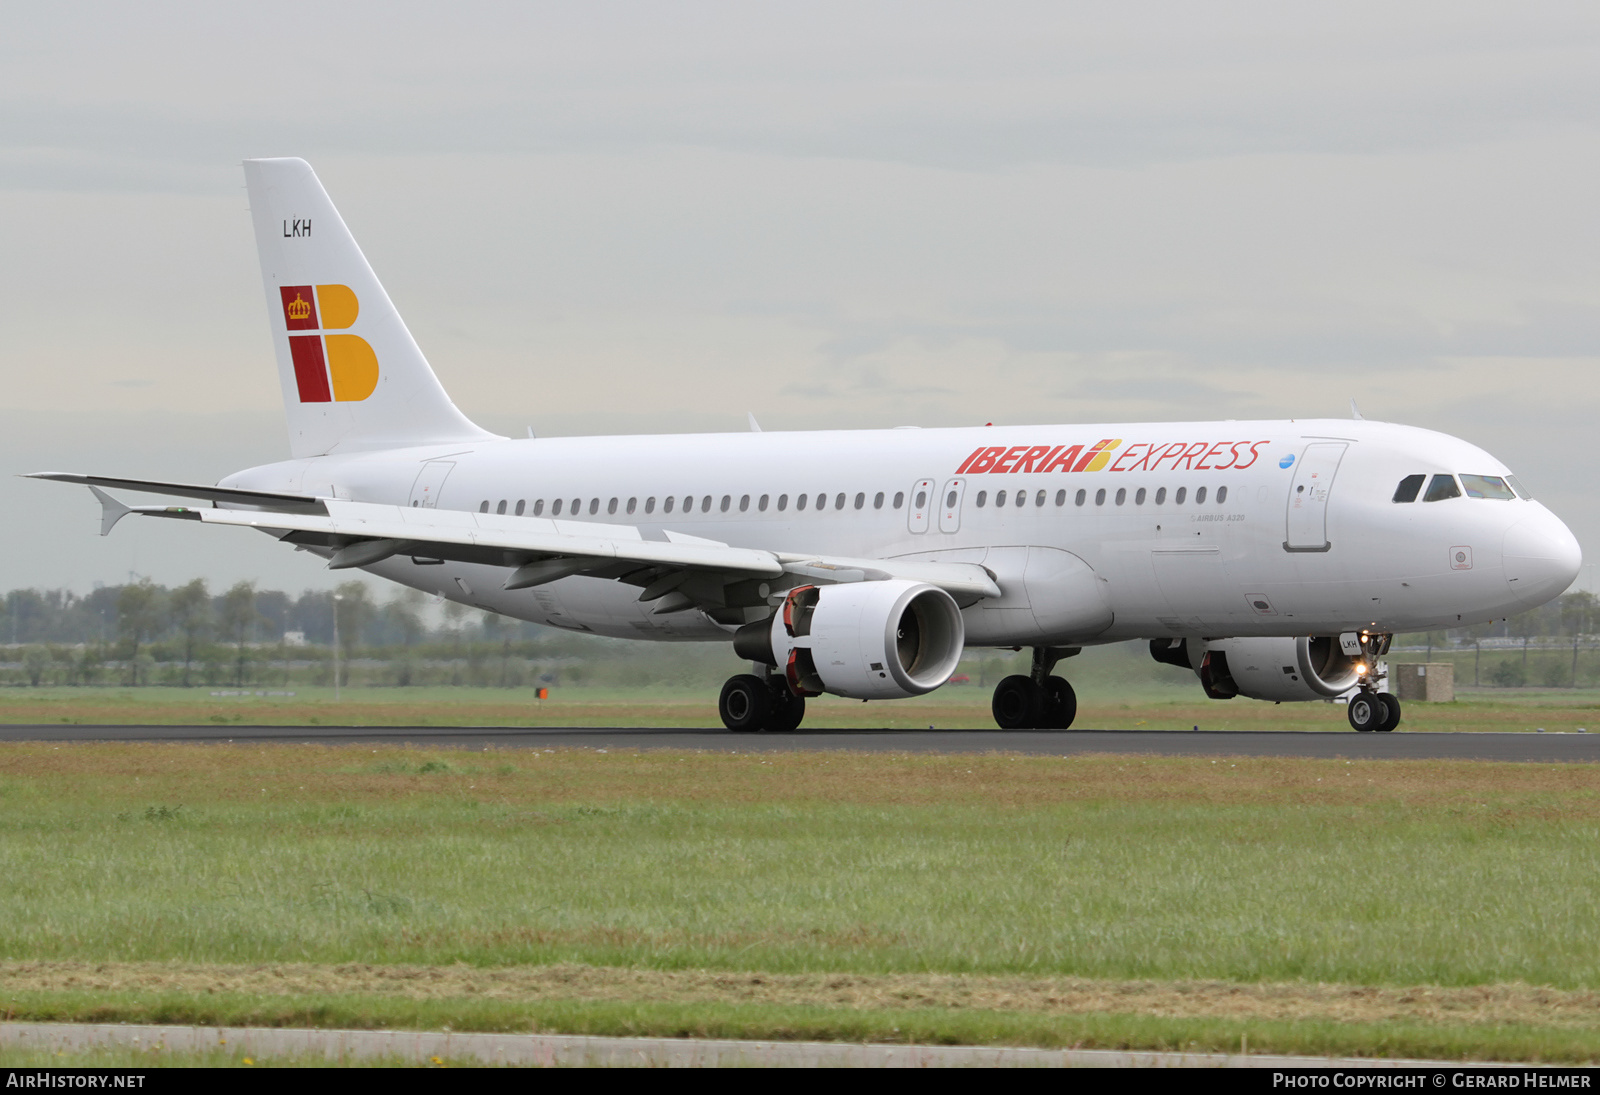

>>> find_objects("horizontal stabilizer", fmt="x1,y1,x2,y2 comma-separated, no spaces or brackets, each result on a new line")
24,473,326,513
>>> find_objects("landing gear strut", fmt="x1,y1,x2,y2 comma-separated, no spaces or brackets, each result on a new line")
719,671,806,733
991,647,1079,730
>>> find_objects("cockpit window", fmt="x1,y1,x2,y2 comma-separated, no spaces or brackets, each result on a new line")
1506,474,1532,500
1392,475,1425,503
1460,474,1516,501
1423,474,1462,502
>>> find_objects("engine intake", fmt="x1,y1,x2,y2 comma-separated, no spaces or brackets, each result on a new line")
737,581,965,700
1150,636,1364,702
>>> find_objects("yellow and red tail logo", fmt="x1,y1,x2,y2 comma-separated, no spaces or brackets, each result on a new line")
279,285,378,402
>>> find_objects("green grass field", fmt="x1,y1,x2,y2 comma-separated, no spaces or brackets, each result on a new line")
1,742,1598,1062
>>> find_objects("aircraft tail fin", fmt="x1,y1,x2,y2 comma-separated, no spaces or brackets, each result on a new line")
243,158,499,458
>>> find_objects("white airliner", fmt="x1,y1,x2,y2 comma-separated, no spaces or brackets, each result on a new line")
31,159,1583,733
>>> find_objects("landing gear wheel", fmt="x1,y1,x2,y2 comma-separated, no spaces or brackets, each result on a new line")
765,684,806,732
1041,676,1077,730
992,675,1043,730
719,674,772,732
1377,693,1402,733
1347,692,1384,732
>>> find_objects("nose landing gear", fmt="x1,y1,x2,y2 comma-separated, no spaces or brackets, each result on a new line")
991,647,1079,730
1348,691,1401,732
1345,633,1400,732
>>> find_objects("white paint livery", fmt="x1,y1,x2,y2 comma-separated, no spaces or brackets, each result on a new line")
31,159,1583,733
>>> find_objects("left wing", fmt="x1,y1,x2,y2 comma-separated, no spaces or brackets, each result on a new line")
41,477,1002,616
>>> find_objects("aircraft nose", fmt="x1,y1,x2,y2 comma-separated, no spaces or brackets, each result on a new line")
1503,510,1583,608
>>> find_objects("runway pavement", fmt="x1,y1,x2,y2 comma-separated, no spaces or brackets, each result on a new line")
1,724,1597,761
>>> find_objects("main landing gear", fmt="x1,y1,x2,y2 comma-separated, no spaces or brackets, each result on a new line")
1347,690,1401,733
991,647,1079,730
719,671,807,733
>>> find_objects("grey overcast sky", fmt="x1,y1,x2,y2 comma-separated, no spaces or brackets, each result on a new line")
2,2,1597,596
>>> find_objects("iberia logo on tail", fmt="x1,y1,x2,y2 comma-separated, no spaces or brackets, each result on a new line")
279,285,378,402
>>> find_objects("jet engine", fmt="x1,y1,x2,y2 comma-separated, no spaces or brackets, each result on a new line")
1149,636,1365,702
735,581,965,700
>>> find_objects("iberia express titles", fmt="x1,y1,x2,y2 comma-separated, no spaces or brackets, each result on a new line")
954,439,1269,475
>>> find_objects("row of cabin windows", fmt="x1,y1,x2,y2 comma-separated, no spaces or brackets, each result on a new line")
477,491,909,517
1392,473,1524,504
974,485,1227,508
475,482,1230,517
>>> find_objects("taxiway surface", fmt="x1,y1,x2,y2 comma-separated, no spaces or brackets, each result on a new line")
1,725,1596,761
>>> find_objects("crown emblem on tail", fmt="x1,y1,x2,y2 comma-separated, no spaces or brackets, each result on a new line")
285,293,312,322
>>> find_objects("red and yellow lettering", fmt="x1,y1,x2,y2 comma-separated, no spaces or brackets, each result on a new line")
1194,441,1228,470
1175,441,1210,469
1151,442,1188,470
967,446,1005,474
955,447,986,474
1042,445,1082,473
1215,441,1247,470
993,445,1029,474
1014,445,1052,473
1075,439,1123,473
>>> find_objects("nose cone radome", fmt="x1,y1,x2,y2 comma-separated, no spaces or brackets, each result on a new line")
1503,511,1583,609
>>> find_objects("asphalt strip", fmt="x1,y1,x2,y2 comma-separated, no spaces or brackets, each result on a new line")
0,1022,1500,1068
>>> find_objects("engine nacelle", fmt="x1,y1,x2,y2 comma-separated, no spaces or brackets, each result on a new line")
742,581,965,700
1149,636,1364,702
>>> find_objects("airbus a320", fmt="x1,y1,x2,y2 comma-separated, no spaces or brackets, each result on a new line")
31,159,1584,733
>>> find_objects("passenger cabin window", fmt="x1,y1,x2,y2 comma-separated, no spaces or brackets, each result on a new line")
1015,490,1026,508
589,498,600,515
759,494,769,511
1155,487,1166,504
1195,487,1207,504
644,497,655,514
1075,489,1086,506
740,494,751,512
533,499,544,516
1055,490,1066,506
552,499,563,516
1217,486,1228,504
627,497,637,514
1035,490,1046,506
514,500,525,516
571,497,581,514
893,492,904,509
608,498,618,515
855,492,866,510
720,495,731,512
995,489,1007,507
479,501,489,513
778,494,789,511
1135,488,1146,505
797,494,808,511
1460,474,1515,501
1095,488,1106,506
915,490,927,509
873,492,884,509
1392,474,1425,503
701,496,713,513
1423,474,1461,502
1115,488,1126,506
1175,487,1186,504
663,496,675,514
975,490,987,507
